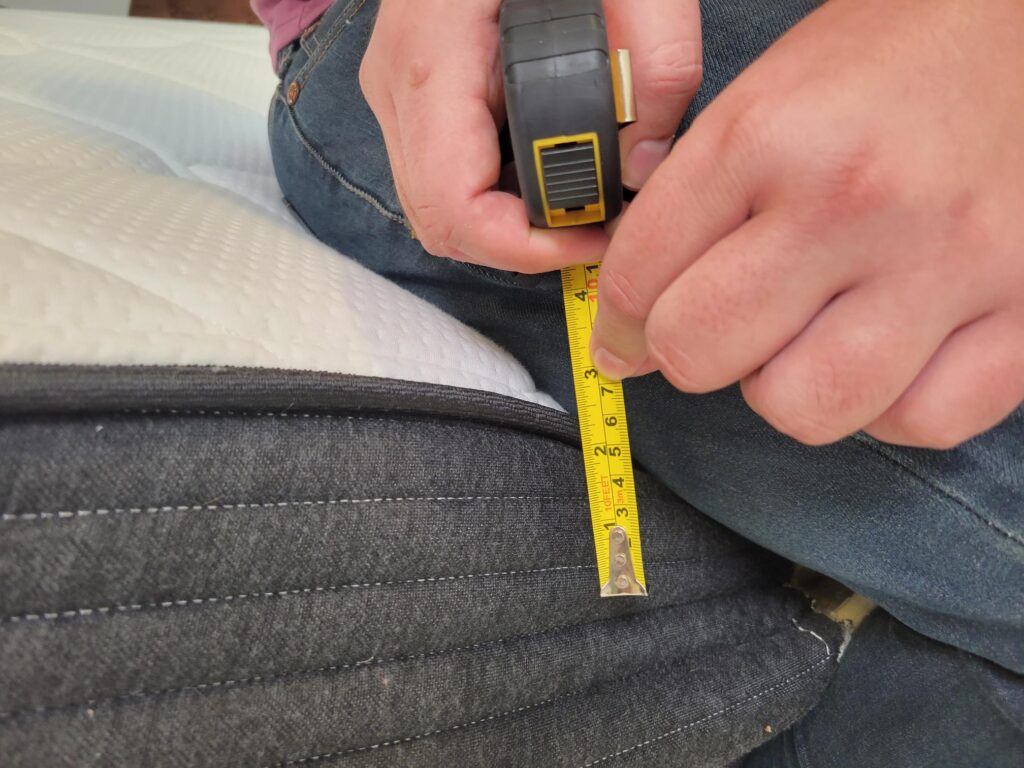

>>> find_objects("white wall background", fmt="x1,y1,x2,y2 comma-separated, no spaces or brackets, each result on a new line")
1,1,131,14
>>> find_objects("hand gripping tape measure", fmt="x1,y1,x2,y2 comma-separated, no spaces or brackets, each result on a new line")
500,0,647,597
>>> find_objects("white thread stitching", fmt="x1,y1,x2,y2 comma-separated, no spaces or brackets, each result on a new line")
0,619,575,721
135,410,382,418
0,560,606,624
790,618,832,657
577,655,835,768
2,550,735,625
2,494,579,523
274,691,573,767
271,645,835,767
290,0,372,87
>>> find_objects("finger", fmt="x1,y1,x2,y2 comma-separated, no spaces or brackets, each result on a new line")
865,310,1024,448
644,212,863,393
392,42,607,270
603,199,629,238
740,279,959,445
360,40,423,237
590,121,764,378
372,86,426,238
604,0,702,189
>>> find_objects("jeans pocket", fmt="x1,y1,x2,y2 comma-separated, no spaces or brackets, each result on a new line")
291,0,375,87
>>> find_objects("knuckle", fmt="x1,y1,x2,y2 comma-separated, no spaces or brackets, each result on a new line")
804,357,863,425
599,268,649,323
413,203,460,258
645,294,731,393
911,427,965,451
763,402,841,446
645,320,705,393
942,189,996,257
716,96,774,165
358,55,377,103
649,345,706,393
807,140,898,226
405,58,432,90
637,40,702,100
883,405,965,450
360,56,376,96
683,272,754,338
753,359,854,445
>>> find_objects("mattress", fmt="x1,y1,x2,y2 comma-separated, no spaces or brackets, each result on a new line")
0,9,558,409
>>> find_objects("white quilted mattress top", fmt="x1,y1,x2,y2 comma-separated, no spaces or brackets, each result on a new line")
0,9,558,408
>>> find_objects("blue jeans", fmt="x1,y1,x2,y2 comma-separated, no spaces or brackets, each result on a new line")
268,0,1024,764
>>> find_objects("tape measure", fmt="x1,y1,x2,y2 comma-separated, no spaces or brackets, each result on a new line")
500,0,647,597
562,263,647,596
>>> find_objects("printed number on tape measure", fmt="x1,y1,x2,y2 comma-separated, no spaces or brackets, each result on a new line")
561,262,647,597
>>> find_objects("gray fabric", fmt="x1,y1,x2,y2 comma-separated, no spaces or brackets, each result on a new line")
0,364,840,767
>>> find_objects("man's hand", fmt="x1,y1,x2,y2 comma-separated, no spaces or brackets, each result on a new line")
360,0,702,271
591,0,1024,449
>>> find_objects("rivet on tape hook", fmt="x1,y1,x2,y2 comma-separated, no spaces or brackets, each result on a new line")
601,526,647,597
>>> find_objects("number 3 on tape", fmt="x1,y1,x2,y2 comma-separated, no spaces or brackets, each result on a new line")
561,262,648,597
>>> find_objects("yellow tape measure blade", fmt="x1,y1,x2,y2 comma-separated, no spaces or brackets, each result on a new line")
561,263,647,597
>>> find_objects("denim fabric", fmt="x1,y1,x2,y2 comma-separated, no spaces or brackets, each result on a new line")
0,364,840,767
266,0,1024,765
746,610,1024,768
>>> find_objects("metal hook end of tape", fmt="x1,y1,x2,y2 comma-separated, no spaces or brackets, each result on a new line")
600,525,648,597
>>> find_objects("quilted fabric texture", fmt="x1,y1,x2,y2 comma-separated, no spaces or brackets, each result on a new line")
0,10,558,408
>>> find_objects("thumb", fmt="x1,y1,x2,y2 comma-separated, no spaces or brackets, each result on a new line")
604,0,703,189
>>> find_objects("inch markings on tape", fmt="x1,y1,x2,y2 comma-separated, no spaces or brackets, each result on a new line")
562,262,648,598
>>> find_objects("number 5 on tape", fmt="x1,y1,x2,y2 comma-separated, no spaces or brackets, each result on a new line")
562,262,648,597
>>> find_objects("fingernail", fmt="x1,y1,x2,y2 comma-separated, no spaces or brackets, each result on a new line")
591,346,636,381
623,139,672,190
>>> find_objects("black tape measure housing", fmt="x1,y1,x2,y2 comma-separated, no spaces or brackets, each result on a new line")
499,0,623,228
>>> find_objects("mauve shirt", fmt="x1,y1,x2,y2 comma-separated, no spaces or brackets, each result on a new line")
251,0,335,61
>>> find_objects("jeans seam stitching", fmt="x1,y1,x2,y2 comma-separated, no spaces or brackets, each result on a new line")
0,554,746,625
291,0,370,85
458,261,546,289
850,433,1024,549
277,90,408,227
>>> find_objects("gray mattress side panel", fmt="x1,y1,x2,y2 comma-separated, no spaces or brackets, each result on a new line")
0,365,840,767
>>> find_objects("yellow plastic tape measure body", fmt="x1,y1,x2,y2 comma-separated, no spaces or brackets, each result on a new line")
561,263,648,597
